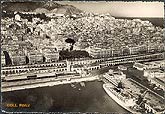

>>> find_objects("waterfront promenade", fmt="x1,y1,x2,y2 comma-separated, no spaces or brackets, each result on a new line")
2,75,99,92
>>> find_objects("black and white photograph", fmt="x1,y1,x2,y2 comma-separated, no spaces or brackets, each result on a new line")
1,0,165,113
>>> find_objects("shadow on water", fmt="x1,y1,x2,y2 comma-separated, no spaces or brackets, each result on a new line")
2,81,128,113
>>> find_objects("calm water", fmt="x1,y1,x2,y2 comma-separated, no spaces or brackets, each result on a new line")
2,81,129,113
115,17,164,28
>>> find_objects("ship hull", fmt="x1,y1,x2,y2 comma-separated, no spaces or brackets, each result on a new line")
103,83,139,114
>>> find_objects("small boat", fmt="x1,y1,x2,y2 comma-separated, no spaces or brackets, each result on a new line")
80,82,85,87
71,83,76,88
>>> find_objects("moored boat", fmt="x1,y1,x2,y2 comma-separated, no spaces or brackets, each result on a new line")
103,83,141,114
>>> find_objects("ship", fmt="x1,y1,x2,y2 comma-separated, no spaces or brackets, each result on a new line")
103,83,141,114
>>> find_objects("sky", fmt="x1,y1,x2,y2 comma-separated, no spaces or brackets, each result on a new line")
57,1,164,18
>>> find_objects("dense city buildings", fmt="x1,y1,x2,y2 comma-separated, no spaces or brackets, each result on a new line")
1,10,164,66
1,1,164,114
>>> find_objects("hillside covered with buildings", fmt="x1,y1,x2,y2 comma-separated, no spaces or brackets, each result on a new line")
1,1,165,66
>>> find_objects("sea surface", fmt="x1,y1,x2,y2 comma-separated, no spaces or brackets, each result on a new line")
115,17,164,28
2,81,129,113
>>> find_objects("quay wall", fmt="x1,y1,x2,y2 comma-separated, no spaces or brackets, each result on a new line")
2,76,99,92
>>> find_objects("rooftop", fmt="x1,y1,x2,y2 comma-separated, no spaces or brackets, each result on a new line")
134,63,145,68
153,77,165,86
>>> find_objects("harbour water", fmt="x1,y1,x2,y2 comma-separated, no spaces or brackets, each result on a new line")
2,81,129,113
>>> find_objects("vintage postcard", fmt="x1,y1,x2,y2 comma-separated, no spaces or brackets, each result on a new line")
1,0,165,113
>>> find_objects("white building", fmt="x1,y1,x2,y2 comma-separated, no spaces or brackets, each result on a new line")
144,70,165,78
133,62,147,71
27,51,43,64
15,14,21,21
144,60,165,69
42,47,59,63
10,55,26,65
105,69,126,80
87,47,114,58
